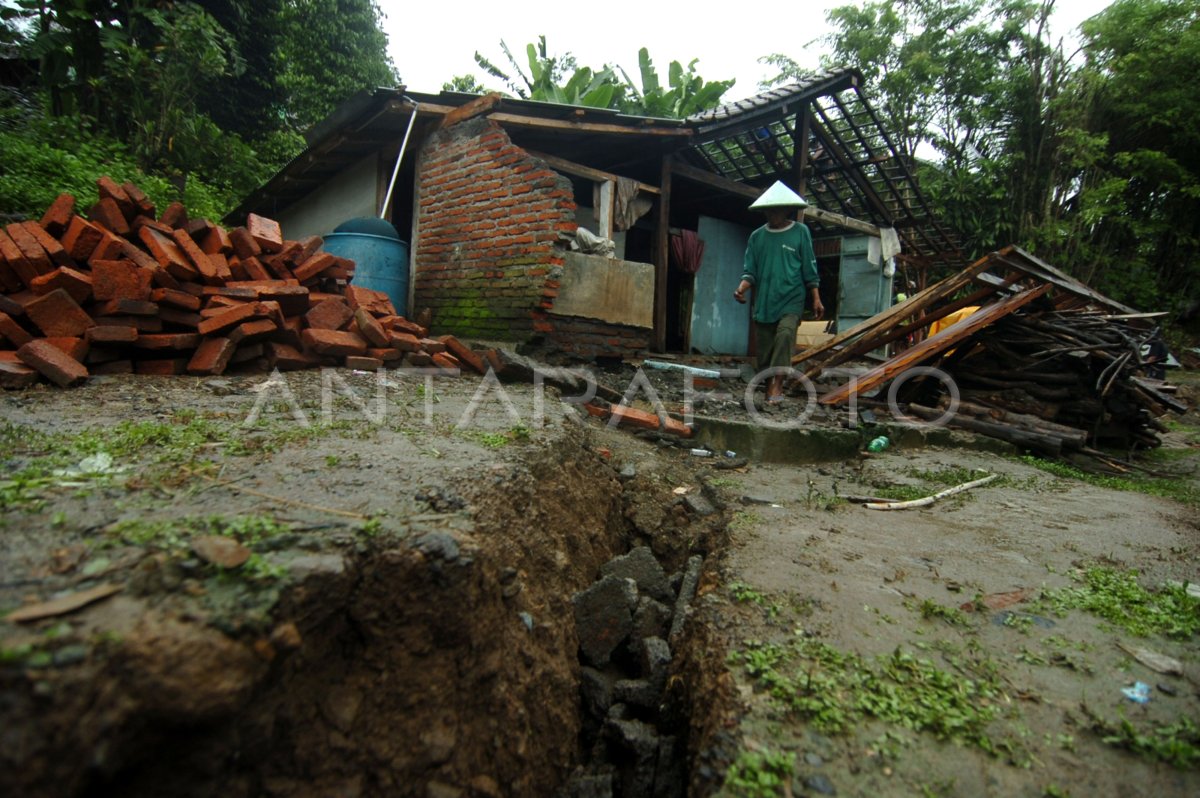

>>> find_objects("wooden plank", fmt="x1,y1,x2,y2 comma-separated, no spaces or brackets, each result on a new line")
527,150,660,194
795,104,811,196
998,248,1140,315
488,112,691,137
669,160,880,236
439,92,503,129
653,154,672,352
818,283,1051,405
793,248,1004,369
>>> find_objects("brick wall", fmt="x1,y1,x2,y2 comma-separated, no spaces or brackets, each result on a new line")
414,118,654,360
414,118,575,340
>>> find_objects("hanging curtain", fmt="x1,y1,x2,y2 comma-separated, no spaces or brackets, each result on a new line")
669,229,705,274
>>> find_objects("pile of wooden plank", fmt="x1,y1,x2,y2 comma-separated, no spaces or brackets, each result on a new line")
797,246,1186,464
0,178,484,388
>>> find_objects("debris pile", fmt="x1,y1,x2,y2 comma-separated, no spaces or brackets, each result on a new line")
0,178,484,388
800,246,1185,465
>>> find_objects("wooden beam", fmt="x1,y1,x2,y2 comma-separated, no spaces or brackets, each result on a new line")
654,154,673,352
439,92,503,129
524,150,660,194
793,249,1004,370
802,206,880,237
795,104,811,196
669,160,880,236
818,283,1052,405
487,112,691,137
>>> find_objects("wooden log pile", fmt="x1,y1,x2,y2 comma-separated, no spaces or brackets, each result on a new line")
0,178,485,388
922,308,1185,456
801,246,1187,464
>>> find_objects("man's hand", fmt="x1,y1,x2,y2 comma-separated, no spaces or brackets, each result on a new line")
811,289,825,320
734,279,752,304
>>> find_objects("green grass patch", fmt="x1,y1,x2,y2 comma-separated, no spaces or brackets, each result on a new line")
1037,566,1200,639
722,748,796,797
1083,709,1200,769
729,636,1009,755
1019,455,1200,507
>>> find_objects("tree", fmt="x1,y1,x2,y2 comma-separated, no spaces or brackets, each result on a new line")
616,48,735,118
443,74,488,94
275,0,400,132
474,36,621,108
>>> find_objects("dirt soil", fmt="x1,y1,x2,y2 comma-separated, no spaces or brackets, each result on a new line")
2,361,1199,798
683,375,1200,797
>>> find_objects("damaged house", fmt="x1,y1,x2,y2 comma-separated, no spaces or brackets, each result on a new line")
229,68,963,361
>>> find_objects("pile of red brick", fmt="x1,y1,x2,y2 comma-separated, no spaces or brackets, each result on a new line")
0,178,485,388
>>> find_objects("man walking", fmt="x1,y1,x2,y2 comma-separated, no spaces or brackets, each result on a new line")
733,181,823,404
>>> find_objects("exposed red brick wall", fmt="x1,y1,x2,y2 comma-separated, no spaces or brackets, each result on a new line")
414,118,575,340
413,118,654,360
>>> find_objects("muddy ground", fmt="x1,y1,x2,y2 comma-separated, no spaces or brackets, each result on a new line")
1,361,1199,797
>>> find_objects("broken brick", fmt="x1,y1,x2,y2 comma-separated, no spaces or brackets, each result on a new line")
292,251,335,282
228,227,261,260
21,221,72,267
354,308,390,347
0,228,37,286
159,201,188,229
197,302,269,336
200,224,233,256
0,311,34,347
229,343,264,364
151,287,202,311
134,358,188,375
228,318,278,345
240,256,273,281
172,228,222,284
345,355,383,371
121,181,155,216
344,285,396,316
246,213,283,253
25,289,93,337
94,298,158,317
306,298,355,331
17,339,88,387
431,352,461,372
88,197,130,236
40,193,76,237
29,266,93,305
301,328,368,357
389,317,429,338
157,308,202,329
419,337,447,354
5,223,52,278
388,331,422,352
97,176,135,217
267,342,316,371
92,259,152,301
437,334,486,374
138,226,196,280
367,347,403,362
86,325,138,344
405,351,433,367
45,336,89,362
187,337,236,375
0,360,39,389
133,333,202,351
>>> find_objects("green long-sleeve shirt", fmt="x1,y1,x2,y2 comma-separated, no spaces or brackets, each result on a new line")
741,221,819,324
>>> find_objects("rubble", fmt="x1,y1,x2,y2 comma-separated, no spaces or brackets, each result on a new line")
0,179,484,387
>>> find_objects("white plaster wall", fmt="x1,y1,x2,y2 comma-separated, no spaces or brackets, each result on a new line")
274,153,380,240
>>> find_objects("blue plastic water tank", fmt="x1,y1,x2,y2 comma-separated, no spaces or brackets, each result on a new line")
323,218,410,314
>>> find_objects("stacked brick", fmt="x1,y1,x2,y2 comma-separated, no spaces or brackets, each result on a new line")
415,118,575,340
0,178,486,389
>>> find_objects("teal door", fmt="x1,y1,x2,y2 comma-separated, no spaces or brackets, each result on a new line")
690,216,752,355
836,235,892,334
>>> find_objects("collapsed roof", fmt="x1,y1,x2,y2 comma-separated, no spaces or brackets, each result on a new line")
230,68,964,267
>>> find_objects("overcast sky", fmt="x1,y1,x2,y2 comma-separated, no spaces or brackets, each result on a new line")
381,0,1116,98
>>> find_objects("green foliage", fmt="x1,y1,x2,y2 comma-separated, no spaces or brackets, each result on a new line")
1038,566,1200,639
275,0,399,132
0,103,232,219
1018,454,1200,507
474,36,620,108
616,48,735,118
1085,710,1200,769
722,748,796,797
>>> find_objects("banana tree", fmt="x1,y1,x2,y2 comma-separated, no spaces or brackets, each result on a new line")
618,48,735,118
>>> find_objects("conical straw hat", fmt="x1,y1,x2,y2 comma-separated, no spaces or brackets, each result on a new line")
748,180,808,209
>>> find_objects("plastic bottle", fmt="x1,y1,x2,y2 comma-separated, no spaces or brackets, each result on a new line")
867,436,890,453
689,448,712,457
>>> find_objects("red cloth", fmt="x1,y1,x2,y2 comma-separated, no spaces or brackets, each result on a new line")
669,229,705,275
